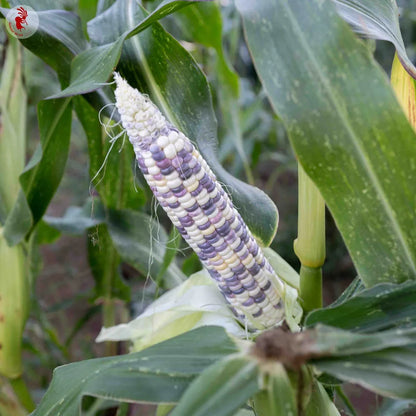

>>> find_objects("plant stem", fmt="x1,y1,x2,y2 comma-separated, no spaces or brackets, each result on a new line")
335,386,357,416
10,376,36,412
103,297,116,356
299,265,322,312
117,402,130,416
294,163,325,313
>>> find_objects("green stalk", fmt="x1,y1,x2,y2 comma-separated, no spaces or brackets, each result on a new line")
0,36,34,411
299,265,322,313
10,376,35,412
294,164,325,313
102,244,118,357
0,376,27,416
116,403,130,416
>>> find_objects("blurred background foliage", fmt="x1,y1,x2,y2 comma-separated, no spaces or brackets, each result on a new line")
0,0,416,414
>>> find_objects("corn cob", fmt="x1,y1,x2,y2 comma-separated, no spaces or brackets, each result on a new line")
114,73,285,329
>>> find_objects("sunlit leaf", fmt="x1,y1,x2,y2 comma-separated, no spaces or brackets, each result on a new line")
391,53,416,130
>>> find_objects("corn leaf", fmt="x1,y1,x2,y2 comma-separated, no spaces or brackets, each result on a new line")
3,98,72,245
253,364,297,416
106,208,186,288
78,0,99,34
333,0,416,79
305,280,416,332
174,3,253,182
377,399,416,416
391,53,416,129
310,325,416,399
88,223,131,302
96,271,246,348
45,201,186,288
32,326,238,416
73,96,146,211
314,347,416,399
305,381,342,416
48,0,204,98
170,356,260,416
237,0,416,285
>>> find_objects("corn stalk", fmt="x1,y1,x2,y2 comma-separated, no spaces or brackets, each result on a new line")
0,35,34,412
294,164,325,313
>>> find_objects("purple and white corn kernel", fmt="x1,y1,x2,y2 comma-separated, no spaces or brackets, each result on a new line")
114,73,285,329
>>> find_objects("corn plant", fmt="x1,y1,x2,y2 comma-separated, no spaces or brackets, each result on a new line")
1,0,416,415
0,35,36,413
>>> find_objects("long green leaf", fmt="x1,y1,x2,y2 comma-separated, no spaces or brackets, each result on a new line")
93,0,278,246
310,325,416,399
44,201,104,234
313,325,416,355
32,326,238,416
305,280,416,332
45,202,186,288
174,3,253,182
170,356,260,416
78,0,99,34
107,208,186,288
49,0,201,98
3,98,72,245
333,0,416,79
237,0,416,285
314,347,416,399
377,399,416,416
253,364,297,416
74,95,146,211
305,381,341,416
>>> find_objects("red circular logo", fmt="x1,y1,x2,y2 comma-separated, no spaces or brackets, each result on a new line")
5,5,39,39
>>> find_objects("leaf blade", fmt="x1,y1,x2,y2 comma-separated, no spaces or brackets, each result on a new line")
333,0,416,79
305,280,416,332
170,356,260,416
237,0,416,284
3,98,72,245
32,326,238,416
